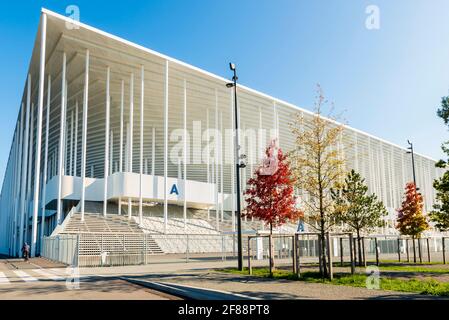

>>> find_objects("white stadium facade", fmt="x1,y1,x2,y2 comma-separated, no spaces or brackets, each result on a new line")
0,9,445,259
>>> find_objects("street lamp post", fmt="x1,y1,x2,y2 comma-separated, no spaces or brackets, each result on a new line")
226,63,245,271
406,140,417,188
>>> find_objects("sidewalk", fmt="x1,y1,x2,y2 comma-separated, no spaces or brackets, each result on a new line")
70,258,443,300
124,270,436,300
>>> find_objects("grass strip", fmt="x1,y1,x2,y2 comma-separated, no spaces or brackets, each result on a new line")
217,267,449,296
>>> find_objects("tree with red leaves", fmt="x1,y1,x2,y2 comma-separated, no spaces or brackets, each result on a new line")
396,182,429,263
244,140,303,274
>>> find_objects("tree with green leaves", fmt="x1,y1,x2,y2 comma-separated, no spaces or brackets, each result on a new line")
429,96,449,232
331,169,388,266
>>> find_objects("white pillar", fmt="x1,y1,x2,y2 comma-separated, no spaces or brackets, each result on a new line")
110,130,113,175
39,74,51,252
103,67,110,217
151,127,155,176
74,101,78,176
164,60,169,233
183,79,187,230
128,72,134,220
13,104,24,255
80,50,89,221
119,80,124,173
69,109,74,176
215,89,219,231
139,65,144,224
220,111,224,222
26,104,35,242
118,80,124,215
206,108,210,220
56,52,66,224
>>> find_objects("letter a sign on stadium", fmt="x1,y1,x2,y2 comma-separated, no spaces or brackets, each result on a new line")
170,184,179,195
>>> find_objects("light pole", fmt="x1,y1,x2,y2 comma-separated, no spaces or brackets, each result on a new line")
226,63,245,271
406,140,417,188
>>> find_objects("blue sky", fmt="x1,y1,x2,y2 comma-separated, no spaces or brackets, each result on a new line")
1,0,449,186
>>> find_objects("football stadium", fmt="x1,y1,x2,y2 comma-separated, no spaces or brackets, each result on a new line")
0,9,445,265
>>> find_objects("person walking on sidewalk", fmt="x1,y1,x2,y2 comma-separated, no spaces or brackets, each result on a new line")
21,242,30,261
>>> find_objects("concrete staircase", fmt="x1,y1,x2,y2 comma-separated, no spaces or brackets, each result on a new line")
62,213,142,233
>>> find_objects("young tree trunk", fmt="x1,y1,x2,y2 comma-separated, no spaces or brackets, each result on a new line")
269,223,275,276
412,236,417,263
357,229,363,267
320,221,328,278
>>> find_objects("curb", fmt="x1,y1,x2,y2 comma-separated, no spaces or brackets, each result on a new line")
121,277,259,300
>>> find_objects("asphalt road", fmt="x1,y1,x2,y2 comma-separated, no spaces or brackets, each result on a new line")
0,258,180,300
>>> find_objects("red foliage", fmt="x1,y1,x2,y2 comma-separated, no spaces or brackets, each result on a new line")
396,182,429,237
244,144,303,229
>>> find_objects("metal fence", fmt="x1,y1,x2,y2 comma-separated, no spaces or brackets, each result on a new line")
41,234,79,266
42,233,242,267
41,233,449,268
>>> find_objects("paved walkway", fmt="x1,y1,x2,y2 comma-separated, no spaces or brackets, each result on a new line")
3,256,446,300
66,258,444,300
124,270,438,300
0,258,179,300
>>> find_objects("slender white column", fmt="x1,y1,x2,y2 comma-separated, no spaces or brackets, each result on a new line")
64,80,68,175
139,65,144,224
206,108,210,220
13,105,24,255
151,127,155,176
129,73,134,173
125,123,129,175
215,90,219,231
69,109,74,175
220,111,224,222
9,132,18,254
119,80,124,173
103,67,110,217
26,104,35,242
39,74,51,252
74,101,78,176
183,79,187,229
56,52,66,224
110,130,113,175
128,72,134,220
164,61,169,233
80,50,89,221
118,80,124,215
31,13,47,255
